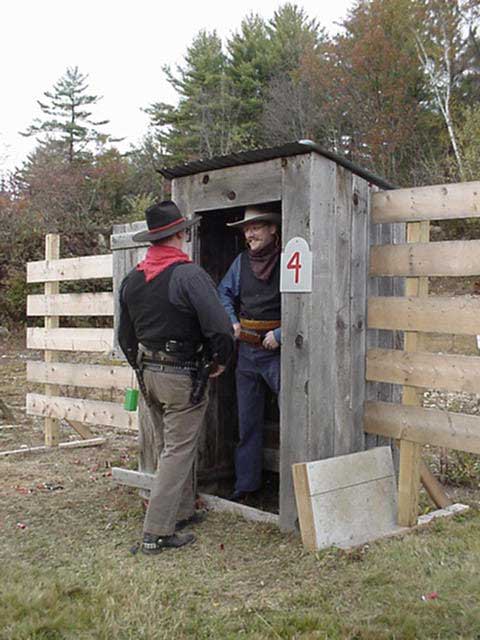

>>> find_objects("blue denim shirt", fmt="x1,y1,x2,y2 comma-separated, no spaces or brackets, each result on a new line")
217,254,282,344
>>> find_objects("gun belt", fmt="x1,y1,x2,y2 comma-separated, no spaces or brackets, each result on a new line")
142,360,197,375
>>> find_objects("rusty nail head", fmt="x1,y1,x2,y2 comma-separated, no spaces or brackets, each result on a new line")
227,191,236,201
202,175,209,184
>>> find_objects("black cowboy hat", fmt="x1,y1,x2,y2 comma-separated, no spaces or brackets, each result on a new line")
132,200,200,243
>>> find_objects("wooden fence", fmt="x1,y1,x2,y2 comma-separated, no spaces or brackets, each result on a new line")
24,234,137,450
365,180,480,526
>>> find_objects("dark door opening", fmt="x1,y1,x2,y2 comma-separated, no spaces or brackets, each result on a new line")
196,206,280,513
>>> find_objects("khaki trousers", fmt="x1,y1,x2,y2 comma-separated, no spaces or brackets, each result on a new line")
141,368,208,536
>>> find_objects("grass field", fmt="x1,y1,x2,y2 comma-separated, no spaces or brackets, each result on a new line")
1,334,480,639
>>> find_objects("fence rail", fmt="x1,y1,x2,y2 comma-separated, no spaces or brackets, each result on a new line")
372,180,480,223
25,239,135,450
370,239,480,277
367,179,480,526
27,292,114,316
27,254,112,282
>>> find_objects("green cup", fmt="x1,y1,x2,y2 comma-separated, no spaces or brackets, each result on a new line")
124,387,139,411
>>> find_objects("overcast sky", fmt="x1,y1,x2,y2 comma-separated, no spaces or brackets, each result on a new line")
1,0,354,173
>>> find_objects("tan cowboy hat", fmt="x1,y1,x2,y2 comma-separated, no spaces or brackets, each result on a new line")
227,206,281,229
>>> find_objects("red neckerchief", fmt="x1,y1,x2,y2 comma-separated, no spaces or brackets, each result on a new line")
137,245,191,283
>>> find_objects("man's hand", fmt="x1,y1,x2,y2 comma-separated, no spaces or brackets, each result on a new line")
263,330,279,350
209,364,226,378
233,322,241,339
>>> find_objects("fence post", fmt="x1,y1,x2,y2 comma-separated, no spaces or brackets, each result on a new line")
397,221,429,526
44,234,60,447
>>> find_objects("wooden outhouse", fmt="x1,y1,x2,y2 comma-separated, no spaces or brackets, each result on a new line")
111,141,402,532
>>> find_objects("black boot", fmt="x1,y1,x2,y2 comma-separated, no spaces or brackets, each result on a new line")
142,531,195,555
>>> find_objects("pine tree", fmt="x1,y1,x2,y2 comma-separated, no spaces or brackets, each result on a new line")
261,3,327,147
226,14,273,146
146,31,239,163
267,3,324,76
21,66,113,163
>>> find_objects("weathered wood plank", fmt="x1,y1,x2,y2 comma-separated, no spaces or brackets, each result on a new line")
366,195,405,451
66,420,94,440
370,239,480,277
308,153,337,464
26,394,138,430
44,234,60,447
0,438,106,457
372,181,480,223
398,440,421,527
27,292,114,317
420,461,451,509
111,223,147,356
366,349,480,394
27,254,112,283
27,328,114,352
292,463,317,550
279,153,313,532
364,401,480,454
333,166,354,456
110,221,149,250
27,361,132,390
173,159,283,213
200,494,279,525
368,295,480,335
111,468,279,524
399,221,427,519
350,176,370,454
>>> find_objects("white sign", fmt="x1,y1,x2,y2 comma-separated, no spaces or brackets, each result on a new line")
280,237,312,293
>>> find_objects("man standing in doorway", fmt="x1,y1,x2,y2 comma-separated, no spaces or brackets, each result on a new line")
218,205,281,502
118,201,234,554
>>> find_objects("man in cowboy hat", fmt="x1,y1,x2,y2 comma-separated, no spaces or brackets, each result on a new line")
218,204,281,502
118,200,234,554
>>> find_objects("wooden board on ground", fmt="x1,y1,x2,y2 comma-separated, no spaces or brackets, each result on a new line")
293,447,398,550
0,438,106,457
111,468,279,525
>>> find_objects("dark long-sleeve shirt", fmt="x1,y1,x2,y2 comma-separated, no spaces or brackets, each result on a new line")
118,262,234,367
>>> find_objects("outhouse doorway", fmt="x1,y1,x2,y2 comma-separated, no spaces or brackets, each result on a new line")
195,205,282,512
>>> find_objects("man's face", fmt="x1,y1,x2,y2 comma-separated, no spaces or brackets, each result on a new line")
243,222,277,252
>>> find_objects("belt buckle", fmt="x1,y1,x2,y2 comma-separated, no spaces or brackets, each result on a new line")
165,340,181,354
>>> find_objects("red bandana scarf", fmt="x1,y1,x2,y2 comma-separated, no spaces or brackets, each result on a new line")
137,245,191,282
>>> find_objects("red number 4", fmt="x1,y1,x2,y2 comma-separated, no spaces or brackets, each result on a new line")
287,251,302,284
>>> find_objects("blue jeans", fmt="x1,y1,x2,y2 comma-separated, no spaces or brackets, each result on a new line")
235,342,280,492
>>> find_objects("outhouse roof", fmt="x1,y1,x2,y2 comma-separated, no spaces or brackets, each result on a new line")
157,140,395,190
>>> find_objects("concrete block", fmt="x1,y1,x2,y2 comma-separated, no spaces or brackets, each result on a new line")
293,446,398,550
